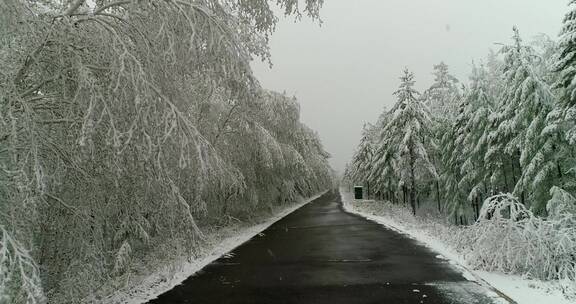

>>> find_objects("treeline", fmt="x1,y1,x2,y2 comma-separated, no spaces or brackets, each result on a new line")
345,5,576,225
0,1,332,303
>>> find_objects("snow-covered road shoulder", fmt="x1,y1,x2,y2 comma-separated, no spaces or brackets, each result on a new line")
97,191,328,304
339,188,573,304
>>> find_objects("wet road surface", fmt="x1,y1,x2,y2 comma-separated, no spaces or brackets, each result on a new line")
146,191,503,304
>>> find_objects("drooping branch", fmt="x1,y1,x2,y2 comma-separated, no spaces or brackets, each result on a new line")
94,0,131,14
64,0,86,16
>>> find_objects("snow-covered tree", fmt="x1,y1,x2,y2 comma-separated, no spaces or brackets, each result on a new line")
369,111,399,203
555,0,576,140
440,95,470,223
0,1,329,302
442,63,498,223
486,27,557,212
350,124,375,196
422,62,461,121
386,69,438,215
550,0,576,207
420,62,461,215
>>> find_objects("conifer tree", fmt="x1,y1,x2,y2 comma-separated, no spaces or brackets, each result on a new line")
421,62,461,213
385,69,437,215
369,111,398,203
457,64,497,220
350,124,375,197
488,27,557,212
422,62,461,121
553,0,576,183
440,93,469,222
555,0,576,127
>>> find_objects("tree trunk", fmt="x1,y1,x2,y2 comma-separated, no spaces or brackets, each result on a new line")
403,186,407,206
436,180,441,213
454,212,458,225
471,199,476,220
474,196,480,220
367,181,370,199
501,159,509,192
510,157,518,189
409,142,417,216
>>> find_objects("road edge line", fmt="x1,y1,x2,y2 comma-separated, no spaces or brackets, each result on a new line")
337,187,517,304
102,189,329,304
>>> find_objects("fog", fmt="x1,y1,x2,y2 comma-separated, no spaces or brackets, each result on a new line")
251,0,567,172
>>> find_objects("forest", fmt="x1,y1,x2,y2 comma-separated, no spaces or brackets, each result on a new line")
0,1,333,303
4,0,576,303
345,28,573,223
344,6,576,295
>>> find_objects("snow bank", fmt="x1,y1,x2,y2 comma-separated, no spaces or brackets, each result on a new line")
339,188,575,304
96,191,327,304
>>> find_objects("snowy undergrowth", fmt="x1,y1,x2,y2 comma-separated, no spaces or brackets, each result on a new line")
90,191,327,304
459,192,576,294
340,188,576,304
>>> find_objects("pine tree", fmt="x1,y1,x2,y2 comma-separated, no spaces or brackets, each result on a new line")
421,62,461,215
385,69,438,215
553,0,576,163
555,0,576,124
487,28,557,212
369,110,399,203
422,62,461,121
439,108,467,221
457,64,497,220
549,0,576,205
350,124,375,197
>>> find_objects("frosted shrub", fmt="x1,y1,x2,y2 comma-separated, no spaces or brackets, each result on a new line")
457,191,576,295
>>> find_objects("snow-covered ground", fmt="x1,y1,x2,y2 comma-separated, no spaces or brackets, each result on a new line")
339,188,574,304
95,191,327,304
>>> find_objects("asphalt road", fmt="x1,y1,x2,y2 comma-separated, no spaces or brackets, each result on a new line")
146,191,503,304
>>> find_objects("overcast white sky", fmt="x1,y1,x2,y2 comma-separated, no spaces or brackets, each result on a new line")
251,0,568,172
